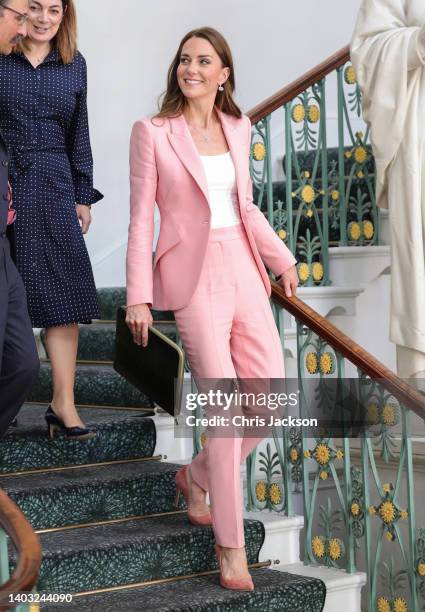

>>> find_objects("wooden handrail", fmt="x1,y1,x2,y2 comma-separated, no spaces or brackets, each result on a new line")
271,282,425,419
0,490,41,611
247,45,350,125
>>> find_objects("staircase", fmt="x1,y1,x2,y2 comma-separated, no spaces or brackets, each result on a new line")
0,288,327,611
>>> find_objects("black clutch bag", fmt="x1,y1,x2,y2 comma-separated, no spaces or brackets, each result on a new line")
114,306,185,417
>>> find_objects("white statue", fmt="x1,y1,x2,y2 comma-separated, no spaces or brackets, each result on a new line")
351,0,425,385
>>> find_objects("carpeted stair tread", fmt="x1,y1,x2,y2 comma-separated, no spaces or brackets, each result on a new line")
42,568,326,612
10,403,153,428
0,406,155,474
97,287,174,322
29,362,152,407
39,322,178,362
3,459,180,529
77,322,177,361
11,516,264,594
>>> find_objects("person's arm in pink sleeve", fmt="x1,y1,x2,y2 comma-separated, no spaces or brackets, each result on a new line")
126,119,158,308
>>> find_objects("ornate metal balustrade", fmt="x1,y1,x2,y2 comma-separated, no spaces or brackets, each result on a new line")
248,46,379,288
263,287,424,611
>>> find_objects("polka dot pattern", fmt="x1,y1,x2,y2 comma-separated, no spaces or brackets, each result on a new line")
0,50,103,327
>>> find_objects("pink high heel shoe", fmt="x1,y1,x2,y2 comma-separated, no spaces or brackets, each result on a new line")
214,544,254,591
175,465,212,526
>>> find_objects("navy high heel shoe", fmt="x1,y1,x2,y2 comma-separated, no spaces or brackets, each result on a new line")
45,406,96,440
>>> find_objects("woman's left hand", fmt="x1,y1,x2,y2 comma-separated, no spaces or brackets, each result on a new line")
279,265,299,297
76,204,92,234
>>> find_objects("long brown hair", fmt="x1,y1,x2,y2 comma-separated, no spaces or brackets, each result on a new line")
16,0,77,65
156,27,242,120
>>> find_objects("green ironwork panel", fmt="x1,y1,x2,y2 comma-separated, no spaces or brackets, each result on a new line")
248,61,382,291
358,372,418,611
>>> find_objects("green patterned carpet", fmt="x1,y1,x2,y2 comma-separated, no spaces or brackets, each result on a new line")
3,288,326,611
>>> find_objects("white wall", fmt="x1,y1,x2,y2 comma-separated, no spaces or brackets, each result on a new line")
75,0,361,286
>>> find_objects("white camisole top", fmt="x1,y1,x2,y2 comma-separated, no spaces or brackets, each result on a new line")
200,152,241,229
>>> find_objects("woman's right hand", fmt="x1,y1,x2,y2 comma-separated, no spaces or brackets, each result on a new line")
126,304,153,347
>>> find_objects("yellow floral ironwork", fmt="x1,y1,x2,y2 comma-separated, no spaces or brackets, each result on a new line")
382,403,397,427
319,352,334,375
354,146,367,164
363,219,374,240
255,481,266,503
269,483,282,505
366,402,380,425
252,142,266,162
393,597,408,612
298,262,310,283
312,262,324,282
308,105,320,123
351,502,360,517
292,104,305,123
314,443,331,465
200,432,207,448
312,535,325,558
348,221,361,241
301,184,315,204
328,538,342,561
344,65,357,85
380,501,396,524
377,597,391,612
306,352,318,374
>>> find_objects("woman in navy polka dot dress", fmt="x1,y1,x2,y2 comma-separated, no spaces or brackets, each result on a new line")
0,0,102,438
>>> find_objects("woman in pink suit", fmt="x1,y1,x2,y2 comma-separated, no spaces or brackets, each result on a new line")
126,27,298,591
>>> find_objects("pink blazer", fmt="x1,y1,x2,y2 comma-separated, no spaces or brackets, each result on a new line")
126,108,297,310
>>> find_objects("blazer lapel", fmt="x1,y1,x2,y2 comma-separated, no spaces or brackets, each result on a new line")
167,110,248,209
167,115,210,204
216,108,248,205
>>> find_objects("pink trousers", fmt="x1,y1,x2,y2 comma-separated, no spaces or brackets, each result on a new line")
174,224,285,548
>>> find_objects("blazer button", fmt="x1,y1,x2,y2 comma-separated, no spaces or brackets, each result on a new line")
2,160,8,167
202,220,209,225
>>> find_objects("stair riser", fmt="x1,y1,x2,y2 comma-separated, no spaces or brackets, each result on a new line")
29,364,151,407
29,522,263,593
0,419,155,473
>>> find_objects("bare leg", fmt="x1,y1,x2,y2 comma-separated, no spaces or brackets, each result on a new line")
44,324,86,428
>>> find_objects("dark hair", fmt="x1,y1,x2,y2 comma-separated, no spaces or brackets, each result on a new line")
156,26,241,120
0,0,11,14
15,0,77,64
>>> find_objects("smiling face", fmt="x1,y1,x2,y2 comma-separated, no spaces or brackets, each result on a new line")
27,0,64,44
0,0,28,54
176,36,230,103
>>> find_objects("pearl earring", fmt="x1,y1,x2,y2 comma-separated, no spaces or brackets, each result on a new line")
218,84,224,91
